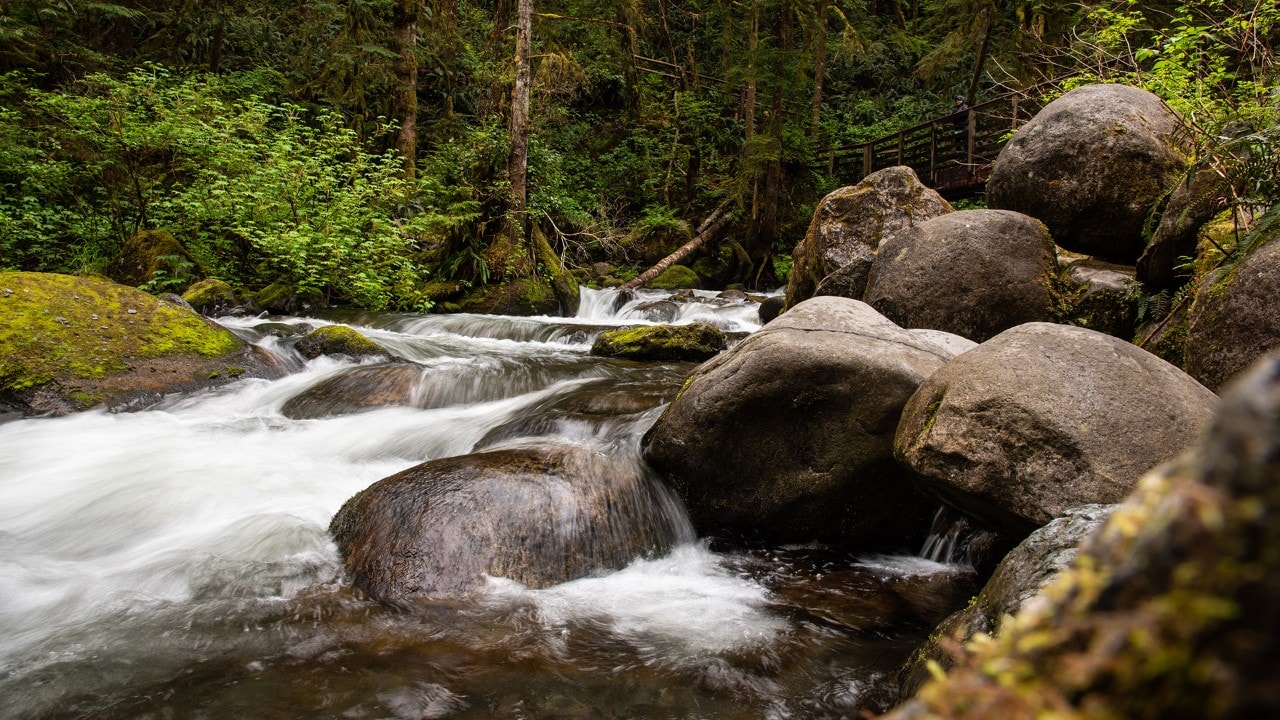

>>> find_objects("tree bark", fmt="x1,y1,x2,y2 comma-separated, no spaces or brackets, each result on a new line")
507,0,533,247
810,0,828,142
619,202,736,290
744,3,759,142
394,0,421,182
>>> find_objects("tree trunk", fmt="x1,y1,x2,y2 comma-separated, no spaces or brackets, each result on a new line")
809,0,828,142
744,3,759,142
394,0,421,182
507,0,533,247
967,8,993,104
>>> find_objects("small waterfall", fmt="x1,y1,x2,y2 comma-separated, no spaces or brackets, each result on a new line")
918,506,973,565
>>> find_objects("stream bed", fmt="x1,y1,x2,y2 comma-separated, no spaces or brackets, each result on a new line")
0,288,975,719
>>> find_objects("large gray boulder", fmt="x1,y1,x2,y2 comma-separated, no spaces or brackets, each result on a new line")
642,297,953,548
330,442,690,602
1184,233,1280,390
785,167,951,308
895,322,1217,536
864,210,1059,342
896,504,1115,700
987,84,1187,263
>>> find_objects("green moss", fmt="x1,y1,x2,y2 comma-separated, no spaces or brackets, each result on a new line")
0,272,243,395
647,265,703,291
182,278,238,312
590,322,726,362
295,325,385,360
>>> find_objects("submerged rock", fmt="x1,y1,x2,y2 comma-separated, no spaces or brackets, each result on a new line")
895,322,1217,537
0,271,274,415
642,297,949,548
885,349,1280,718
864,210,1059,342
590,322,726,362
987,83,1187,263
329,442,690,602
786,167,952,308
294,325,387,361
282,362,425,419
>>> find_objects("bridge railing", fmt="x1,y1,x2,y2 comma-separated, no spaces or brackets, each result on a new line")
818,80,1063,197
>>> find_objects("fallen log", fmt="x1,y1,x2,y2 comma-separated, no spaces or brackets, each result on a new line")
618,201,736,291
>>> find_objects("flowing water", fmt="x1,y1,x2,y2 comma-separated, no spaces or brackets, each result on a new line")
0,287,975,719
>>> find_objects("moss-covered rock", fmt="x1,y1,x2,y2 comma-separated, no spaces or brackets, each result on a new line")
884,349,1280,719
106,229,203,289
182,278,242,315
253,281,328,315
294,325,387,360
646,264,702,290
0,272,272,415
456,277,562,316
590,322,726,362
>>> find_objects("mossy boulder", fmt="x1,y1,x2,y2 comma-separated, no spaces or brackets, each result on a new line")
253,281,328,315
646,264,702,291
182,278,243,316
885,349,1280,719
294,325,387,361
987,84,1188,263
456,277,564,316
590,322,726,362
106,229,202,289
0,272,273,415
1053,259,1139,339
1183,229,1280,390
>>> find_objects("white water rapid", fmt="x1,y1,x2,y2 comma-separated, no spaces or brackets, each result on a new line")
0,286,971,720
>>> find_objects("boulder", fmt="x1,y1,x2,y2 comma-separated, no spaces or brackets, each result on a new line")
590,322,726,362
896,504,1115,700
785,167,952,308
1137,166,1233,289
106,229,202,289
811,245,874,301
254,281,328,315
987,83,1187,263
294,325,387,361
456,277,563,316
1056,259,1139,339
647,264,702,291
883,349,1280,719
642,297,953,548
895,322,1217,536
329,442,690,602
0,271,274,415
181,278,244,316
757,295,785,324
282,362,425,419
1184,232,1280,390
864,210,1059,342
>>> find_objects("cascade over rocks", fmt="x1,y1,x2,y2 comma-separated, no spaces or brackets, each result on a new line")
785,167,952,308
642,296,954,548
895,322,1217,536
281,362,425,419
863,210,1059,342
885,350,1280,719
329,442,689,602
896,504,1115,701
1184,231,1280,390
987,84,1187,263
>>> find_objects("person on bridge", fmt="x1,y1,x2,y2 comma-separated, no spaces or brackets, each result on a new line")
952,95,970,151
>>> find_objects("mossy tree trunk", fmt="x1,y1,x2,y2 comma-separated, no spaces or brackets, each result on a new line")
393,0,422,182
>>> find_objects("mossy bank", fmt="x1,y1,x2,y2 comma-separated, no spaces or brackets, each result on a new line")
0,272,276,415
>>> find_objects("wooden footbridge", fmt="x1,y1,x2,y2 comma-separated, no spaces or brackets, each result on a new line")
816,78,1071,199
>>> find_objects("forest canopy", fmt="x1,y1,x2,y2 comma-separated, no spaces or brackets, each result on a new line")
0,0,1275,310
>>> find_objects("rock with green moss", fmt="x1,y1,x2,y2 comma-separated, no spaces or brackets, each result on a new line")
294,325,387,360
254,281,328,315
182,278,243,315
1053,259,1139,340
786,167,952,309
884,348,1280,719
456,278,561,316
106,229,203,289
1184,230,1280,390
895,322,1216,537
590,322,726,362
646,265,702,291
0,272,273,415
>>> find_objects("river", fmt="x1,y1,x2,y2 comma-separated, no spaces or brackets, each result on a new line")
0,287,974,719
